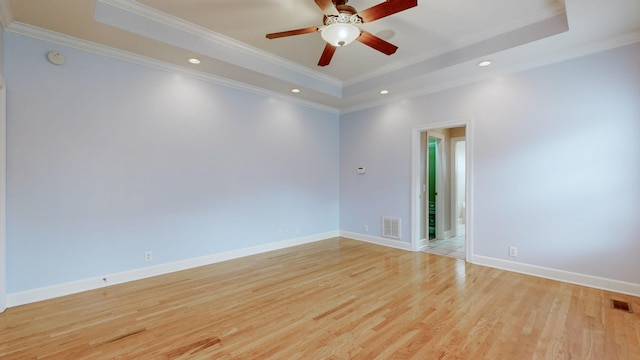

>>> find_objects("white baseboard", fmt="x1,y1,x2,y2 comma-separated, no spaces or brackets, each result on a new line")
9,232,637,307
340,231,413,251
6,231,338,307
471,255,640,297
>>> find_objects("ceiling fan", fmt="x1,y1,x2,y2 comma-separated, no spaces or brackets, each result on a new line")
265,0,418,66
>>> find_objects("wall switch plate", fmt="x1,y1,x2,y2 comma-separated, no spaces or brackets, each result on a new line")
145,251,152,262
364,224,368,232
508,246,517,257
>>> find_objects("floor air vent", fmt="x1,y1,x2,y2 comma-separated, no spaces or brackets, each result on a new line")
382,217,401,239
611,299,633,313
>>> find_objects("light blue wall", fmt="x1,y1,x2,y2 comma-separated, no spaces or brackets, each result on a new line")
340,105,413,239
5,33,340,293
5,30,640,295
340,43,640,284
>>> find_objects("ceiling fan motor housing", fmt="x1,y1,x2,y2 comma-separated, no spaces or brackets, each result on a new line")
336,4,357,15
324,13,362,26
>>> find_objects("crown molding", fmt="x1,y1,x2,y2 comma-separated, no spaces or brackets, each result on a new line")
341,31,640,114
0,0,13,30
344,2,568,86
6,22,340,114
5,3,636,116
97,0,342,91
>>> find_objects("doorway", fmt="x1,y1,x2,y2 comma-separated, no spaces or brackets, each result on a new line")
426,133,444,241
411,123,469,261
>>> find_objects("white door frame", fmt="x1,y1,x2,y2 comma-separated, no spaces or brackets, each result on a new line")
0,77,6,312
450,136,466,238
411,119,473,262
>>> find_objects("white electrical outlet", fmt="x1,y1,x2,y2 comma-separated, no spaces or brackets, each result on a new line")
364,224,369,232
508,246,518,257
145,251,152,262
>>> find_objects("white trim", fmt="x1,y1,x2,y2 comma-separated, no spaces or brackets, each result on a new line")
340,231,412,251
344,3,567,86
97,0,340,87
464,122,473,262
6,231,338,307
411,119,473,260
94,0,342,97
471,255,640,297
6,22,340,115
450,136,466,238
0,0,13,30
0,77,5,313
7,228,639,307
5,11,639,115
410,129,422,251
418,238,429,251
340,32,640,114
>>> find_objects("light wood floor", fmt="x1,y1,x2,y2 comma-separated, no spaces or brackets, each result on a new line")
1,238,638,359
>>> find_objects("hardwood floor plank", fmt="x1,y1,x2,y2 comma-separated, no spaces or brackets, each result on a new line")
1,237,638,359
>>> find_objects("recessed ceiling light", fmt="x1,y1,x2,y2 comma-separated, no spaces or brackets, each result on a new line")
188,58,201,64
477,60,492,67
291,88,301,93
380,90,389,95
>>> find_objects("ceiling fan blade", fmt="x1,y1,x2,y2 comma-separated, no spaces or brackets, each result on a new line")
358,0,418,23
266,26,319,39
315,0,338,15
357,30,398,55
318,43,337,66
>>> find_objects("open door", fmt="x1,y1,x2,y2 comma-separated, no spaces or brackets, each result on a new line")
426,132,445,240
427,137,437,239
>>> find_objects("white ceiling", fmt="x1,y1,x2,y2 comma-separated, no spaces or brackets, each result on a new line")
3,0,640,112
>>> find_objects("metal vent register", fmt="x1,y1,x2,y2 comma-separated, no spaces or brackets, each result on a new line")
382,217,401,239
611,299,633,313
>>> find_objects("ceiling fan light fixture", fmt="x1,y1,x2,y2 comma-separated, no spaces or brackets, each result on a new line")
321,23,360,47
265,0,412,66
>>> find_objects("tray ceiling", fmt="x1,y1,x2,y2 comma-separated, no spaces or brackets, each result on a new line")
4,0,640,112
